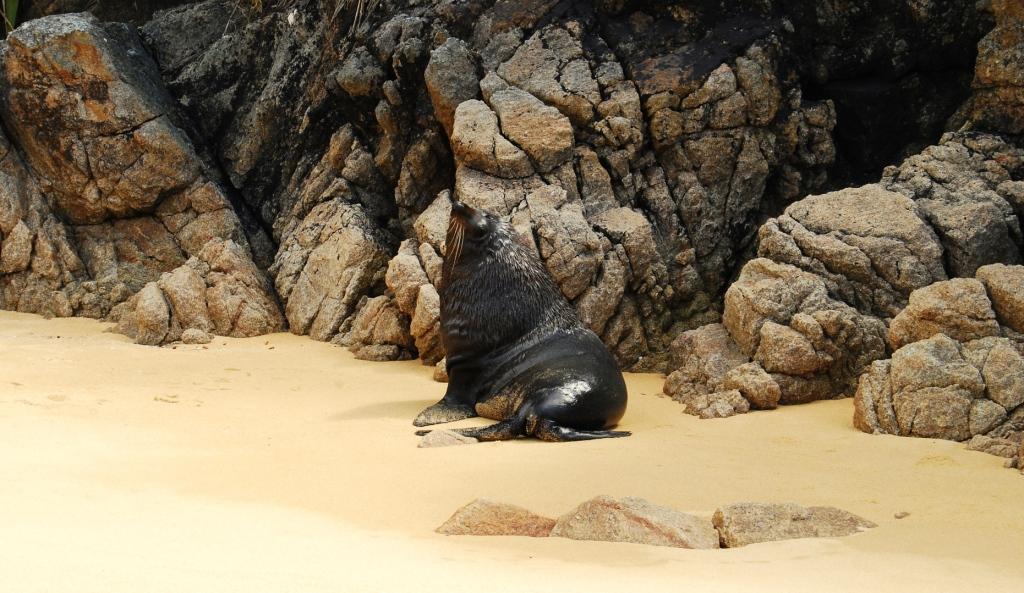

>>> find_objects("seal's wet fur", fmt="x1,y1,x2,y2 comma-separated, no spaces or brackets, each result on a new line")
413,200,629,442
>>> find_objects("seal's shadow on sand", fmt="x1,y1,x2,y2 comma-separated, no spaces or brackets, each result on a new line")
329,399,436,422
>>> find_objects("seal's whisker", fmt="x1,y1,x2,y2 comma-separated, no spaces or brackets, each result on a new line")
457,228,465,266
452,227,465,268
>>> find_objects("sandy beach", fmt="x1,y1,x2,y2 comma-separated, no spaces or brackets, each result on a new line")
2,309,1023,593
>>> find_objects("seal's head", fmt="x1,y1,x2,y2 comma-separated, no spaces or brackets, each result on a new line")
444,199,504,275
440,199,578,356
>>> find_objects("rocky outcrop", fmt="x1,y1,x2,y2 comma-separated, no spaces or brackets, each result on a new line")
115,239,284,345
436,499,555,536
953,0,1024,135
0,14,270,347
712,502,876,548
880,133,1024,277
128,0,850,370
662,134,1022,415
854,265,1024,445
0,0,1012,372
550,496,719,550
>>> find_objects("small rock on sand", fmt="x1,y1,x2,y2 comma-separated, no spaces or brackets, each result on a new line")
712,502,876,547
551,495,720,549
436,499,555,537
181,328,213,345
965,435,1020,458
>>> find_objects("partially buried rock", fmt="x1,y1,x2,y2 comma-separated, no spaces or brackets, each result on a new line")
551,496,720,549
965,435,1020,458
436,499,555,536
418,429,477,448
712,502,876,548
180,328,212,345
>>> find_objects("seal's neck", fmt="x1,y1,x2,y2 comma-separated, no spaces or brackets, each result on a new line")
440,224,578,358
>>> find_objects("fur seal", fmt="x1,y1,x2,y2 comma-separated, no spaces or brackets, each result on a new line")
413,200,629,442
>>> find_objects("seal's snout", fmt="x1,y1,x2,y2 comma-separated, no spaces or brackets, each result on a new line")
450,199,473,219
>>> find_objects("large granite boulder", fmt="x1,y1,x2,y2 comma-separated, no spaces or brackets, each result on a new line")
757,184,946,318
723,258,888,404
854,334,1024,442
888,279,1001,349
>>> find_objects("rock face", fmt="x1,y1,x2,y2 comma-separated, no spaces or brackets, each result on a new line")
551,496,719,550
0,13,269,344
954,0,1024,135
0,0,1014,374
436,499,555,537
712,502,876,548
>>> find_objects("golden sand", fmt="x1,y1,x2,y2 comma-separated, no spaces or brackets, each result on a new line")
2,310,1022,592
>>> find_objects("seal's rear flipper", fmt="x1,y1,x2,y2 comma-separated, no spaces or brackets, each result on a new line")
413,400,477,427
417,419,523,441
415,415,630,443
534,419,631,442
452,420,521,441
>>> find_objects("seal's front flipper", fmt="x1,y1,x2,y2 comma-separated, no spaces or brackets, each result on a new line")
413,400,477,427
533,419,630,442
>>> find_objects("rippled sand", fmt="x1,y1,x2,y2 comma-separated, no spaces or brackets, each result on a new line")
2,310,1022,593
